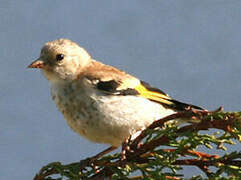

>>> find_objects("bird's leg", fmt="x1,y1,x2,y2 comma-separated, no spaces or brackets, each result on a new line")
121,138,132,161
80,146,117,170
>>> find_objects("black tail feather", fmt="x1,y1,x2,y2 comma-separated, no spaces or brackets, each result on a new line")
168,99,204,111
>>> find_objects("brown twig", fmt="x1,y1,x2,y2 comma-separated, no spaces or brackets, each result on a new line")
34,108,241,180
90,108,240,179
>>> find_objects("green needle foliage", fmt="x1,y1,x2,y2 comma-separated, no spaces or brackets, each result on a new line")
33,109,241,180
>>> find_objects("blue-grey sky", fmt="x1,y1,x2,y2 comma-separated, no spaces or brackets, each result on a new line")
1,1,240,179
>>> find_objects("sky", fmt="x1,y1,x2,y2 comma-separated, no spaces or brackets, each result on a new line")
0,0,241,179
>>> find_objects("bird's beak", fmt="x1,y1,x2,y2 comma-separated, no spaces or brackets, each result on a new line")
28,59,46,69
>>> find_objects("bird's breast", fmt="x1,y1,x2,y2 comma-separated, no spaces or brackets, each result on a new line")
51,82,94,135
50,82,175,146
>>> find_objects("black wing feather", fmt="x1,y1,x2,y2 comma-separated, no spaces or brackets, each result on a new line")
96,80,119,93
95,79,204,111
96,80,139,95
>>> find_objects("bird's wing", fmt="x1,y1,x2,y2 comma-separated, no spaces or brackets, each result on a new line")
83,60,203,111
134,81,204,111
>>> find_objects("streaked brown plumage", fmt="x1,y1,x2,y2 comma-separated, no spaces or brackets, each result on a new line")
28,38,203,148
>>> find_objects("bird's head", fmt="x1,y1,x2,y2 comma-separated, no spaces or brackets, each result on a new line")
28,39,91,83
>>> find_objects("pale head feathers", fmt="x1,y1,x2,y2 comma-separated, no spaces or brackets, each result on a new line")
33,38,140,87
38,39,91,83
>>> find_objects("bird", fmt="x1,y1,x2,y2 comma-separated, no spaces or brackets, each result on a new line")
28,38,203,158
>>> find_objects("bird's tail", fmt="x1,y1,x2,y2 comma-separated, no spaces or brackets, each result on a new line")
168,99,204,111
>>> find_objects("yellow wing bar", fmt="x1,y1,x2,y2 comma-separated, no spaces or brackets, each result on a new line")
134,83,174,105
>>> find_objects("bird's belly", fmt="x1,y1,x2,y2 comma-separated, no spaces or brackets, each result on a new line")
52,88,175,147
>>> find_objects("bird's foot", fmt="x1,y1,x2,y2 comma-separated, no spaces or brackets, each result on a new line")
121,138,133,161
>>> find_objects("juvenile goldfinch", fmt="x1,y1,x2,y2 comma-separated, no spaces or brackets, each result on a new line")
28,39,203,149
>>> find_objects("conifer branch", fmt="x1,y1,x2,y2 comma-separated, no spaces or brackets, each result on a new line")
33,108,241,180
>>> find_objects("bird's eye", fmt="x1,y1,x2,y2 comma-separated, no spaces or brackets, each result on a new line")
56,54,64,61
